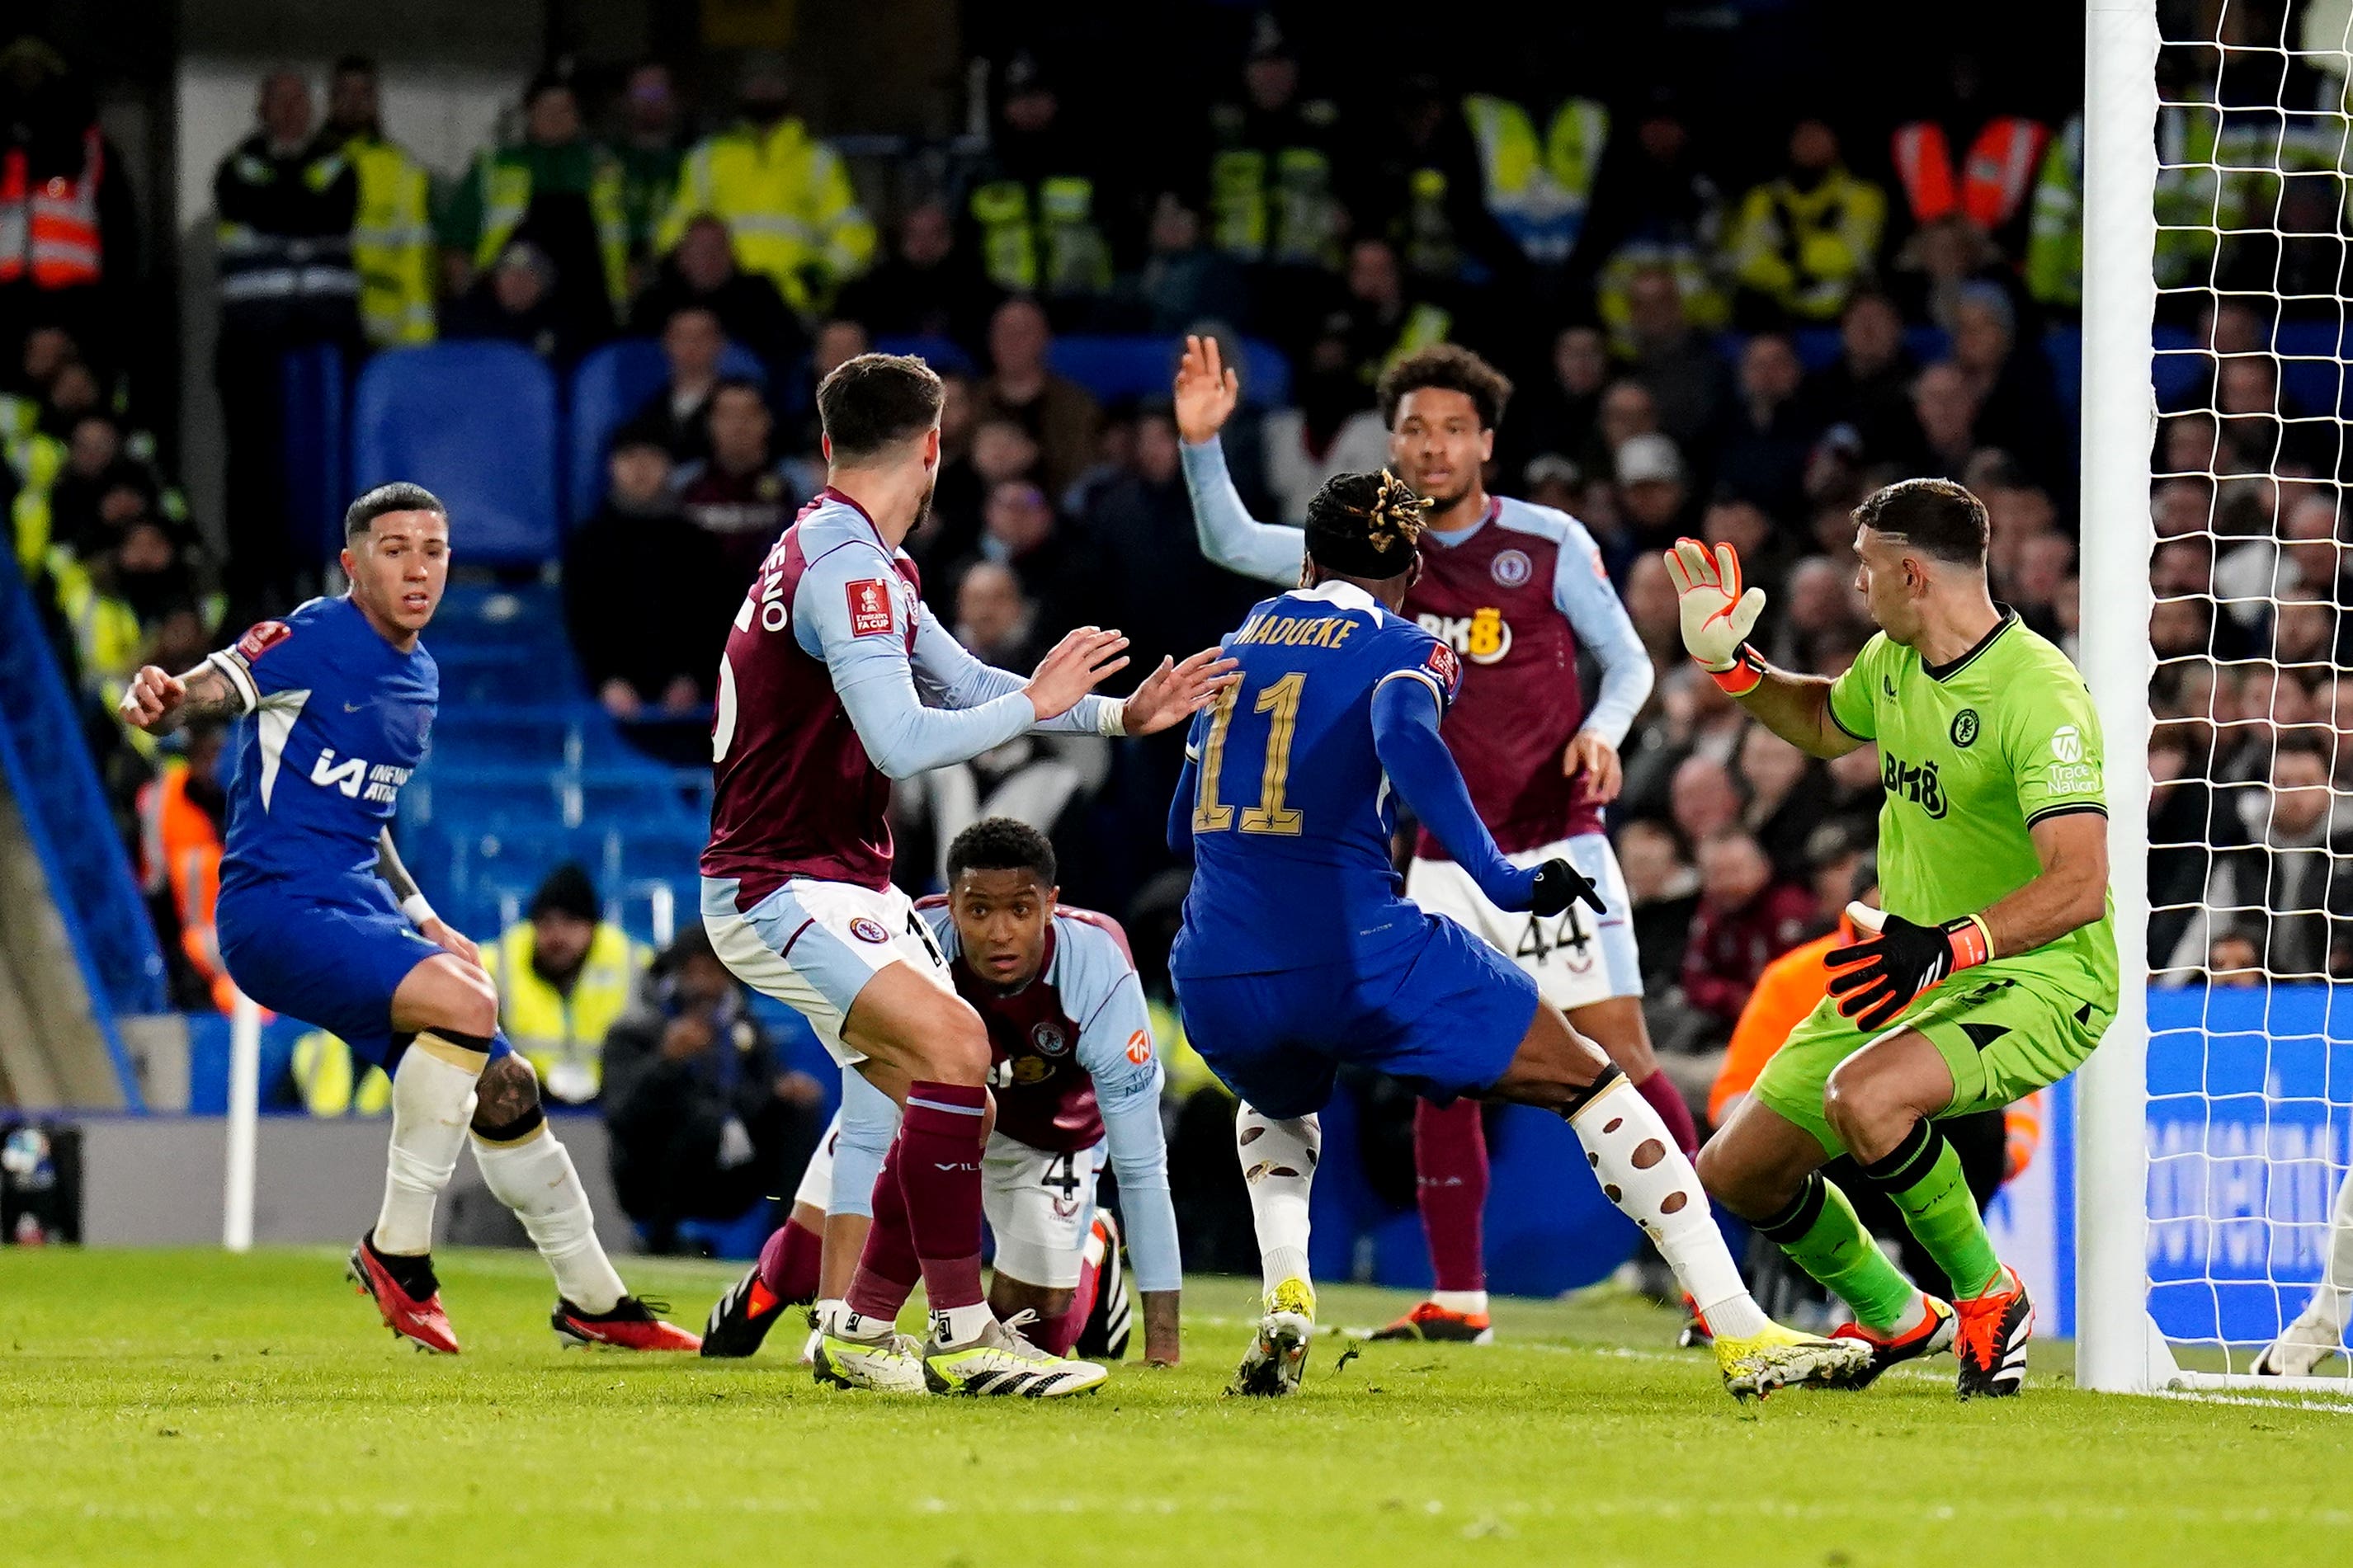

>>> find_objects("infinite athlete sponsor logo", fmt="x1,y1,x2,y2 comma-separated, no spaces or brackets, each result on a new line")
1881,750,1950,818
1030,1021,1069,1057
1490,549,1533,588
1951,709,1980,746
846,916,890,944
310,748,411,804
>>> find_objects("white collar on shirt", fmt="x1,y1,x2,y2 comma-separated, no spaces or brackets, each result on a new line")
1286,580,1379,614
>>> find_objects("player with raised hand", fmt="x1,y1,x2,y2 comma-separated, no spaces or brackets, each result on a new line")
1667,478,2117,1399
1170,469,1869,1401
702,819,1181,1371
120,485,696,1354
1175,335,1687,1347
699,353,1230,1398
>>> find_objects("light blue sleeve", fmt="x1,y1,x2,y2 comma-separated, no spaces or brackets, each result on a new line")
827,1068,902,1221
1181,437,1307,588
1062,921,1181,1293
908,598,1120,736
793,542,1035,778
1549,516,1654,749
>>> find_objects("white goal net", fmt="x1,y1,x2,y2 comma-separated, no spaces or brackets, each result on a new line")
2080,0,2353,1391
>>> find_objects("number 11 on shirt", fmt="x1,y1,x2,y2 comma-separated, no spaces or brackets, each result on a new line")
1193,673,1307,836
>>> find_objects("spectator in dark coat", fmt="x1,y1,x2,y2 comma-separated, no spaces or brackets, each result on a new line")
1680,828,1815,1032
1800,290,1917,454
834,200,1002,356
1710,332,1817,521
617,304,727,463
1083,403,1261,671
442,240,587,367
564,433,736,720
630,213,807,375
602,923,825,1255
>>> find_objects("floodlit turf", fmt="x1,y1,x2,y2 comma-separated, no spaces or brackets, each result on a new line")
3,1248,2347,1566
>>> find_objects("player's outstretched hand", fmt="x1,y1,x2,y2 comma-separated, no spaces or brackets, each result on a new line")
418,917,482,968
117,664,186,732
1663,538,1766,674
1120,647,1241,737
1174,333,1240,445
1025,626,1131,722
1562,730,1623,803
1529,858,1606,918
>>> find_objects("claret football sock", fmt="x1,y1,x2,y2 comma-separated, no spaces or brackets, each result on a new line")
1564,1073,1769,1339
472,1117,628,1315
1755,1170,1923,1335
373,1036,487,1255
757,1216,824,1304
844,1137,923,1328
1413,1099,1488,1295
1861,1118,2002,1302
1633,1067,1700,1156
898,1081,991,1341
1237,1103,1319,1293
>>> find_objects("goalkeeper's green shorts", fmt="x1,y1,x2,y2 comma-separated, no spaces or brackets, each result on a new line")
1751,964,2114,1156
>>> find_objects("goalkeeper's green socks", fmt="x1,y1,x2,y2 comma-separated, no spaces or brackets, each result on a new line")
1755,1170,1921,1334
1860,1118,2002,1302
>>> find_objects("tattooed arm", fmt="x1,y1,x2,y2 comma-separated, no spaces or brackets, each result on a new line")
378,827,482,966
116,661,249,734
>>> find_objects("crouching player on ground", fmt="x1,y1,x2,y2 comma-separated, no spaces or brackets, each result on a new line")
1167,469,1869,1400
699,353,1228,1398
119,484,696,1352
703,819,1180,1369
1667,479,2117,1398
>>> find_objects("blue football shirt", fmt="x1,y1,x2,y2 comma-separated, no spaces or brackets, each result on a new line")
210,595,437,892
1171,580,1464,977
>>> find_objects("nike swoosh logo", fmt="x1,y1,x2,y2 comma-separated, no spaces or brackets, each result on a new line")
343,702,365,713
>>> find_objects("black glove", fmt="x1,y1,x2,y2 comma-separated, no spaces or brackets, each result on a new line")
1823,902,1992,1032
1530,858,1606,919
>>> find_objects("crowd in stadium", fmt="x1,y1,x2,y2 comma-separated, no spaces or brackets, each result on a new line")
0,16,2336,1240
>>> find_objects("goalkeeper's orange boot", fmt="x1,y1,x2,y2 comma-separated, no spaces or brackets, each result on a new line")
1952,1264,2033,1399
1369,1300,1494,1344
553,1295,702,1351
348,1232,460,1354
1829,1294,1955,1389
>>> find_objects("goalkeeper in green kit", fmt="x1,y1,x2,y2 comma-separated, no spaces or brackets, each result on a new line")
1667,479,2116,1398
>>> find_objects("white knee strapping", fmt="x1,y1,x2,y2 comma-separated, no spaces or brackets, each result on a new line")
1568,1076,1752,1327
473,1128,627,1314
373,1043,484,1255
1237,1103,1320,1293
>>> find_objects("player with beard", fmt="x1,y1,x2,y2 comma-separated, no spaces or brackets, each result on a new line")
1175,337,1690,1344
700,352,1231,1396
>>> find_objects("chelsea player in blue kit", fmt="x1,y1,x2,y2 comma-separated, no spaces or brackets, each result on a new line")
1168,471,1869,1400
118,484,696,1354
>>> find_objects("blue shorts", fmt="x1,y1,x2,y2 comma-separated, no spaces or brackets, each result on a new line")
1173,913,1540,1120
217,873,500,1071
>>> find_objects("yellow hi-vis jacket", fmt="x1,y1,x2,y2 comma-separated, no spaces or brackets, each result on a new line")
493,921,645,1104
1461,94,1609,266
467,143,631,314
658,117,875,317
346,133,437,346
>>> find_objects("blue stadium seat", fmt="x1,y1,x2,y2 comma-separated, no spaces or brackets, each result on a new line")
354,343,560,565
567,337,769,524
280,343,347,567
1048,334,1292,407
871,333,976,375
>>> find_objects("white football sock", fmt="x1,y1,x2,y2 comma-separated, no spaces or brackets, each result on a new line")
373,1038,485,1255
1431,1289,1489,1315
2300,1165,2353,1335
1568,1075,1766,1340
472,1124,627,1314
1237,1103,1318,1296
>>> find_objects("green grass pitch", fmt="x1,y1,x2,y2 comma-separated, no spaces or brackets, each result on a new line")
3,1246,2346,1566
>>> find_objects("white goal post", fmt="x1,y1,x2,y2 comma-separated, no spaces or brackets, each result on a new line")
2079,0,2353,1395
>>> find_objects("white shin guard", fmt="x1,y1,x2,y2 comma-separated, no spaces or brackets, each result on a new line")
1237,1103,1319,1294
374,1040,486,1256
472,1126,628,1314
1568,1075,1762,1337
2303,1162,2353,1335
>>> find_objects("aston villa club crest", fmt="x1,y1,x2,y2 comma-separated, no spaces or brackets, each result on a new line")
847,916,890,944
1490,548,1533,588
1030,1021,1069,1057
